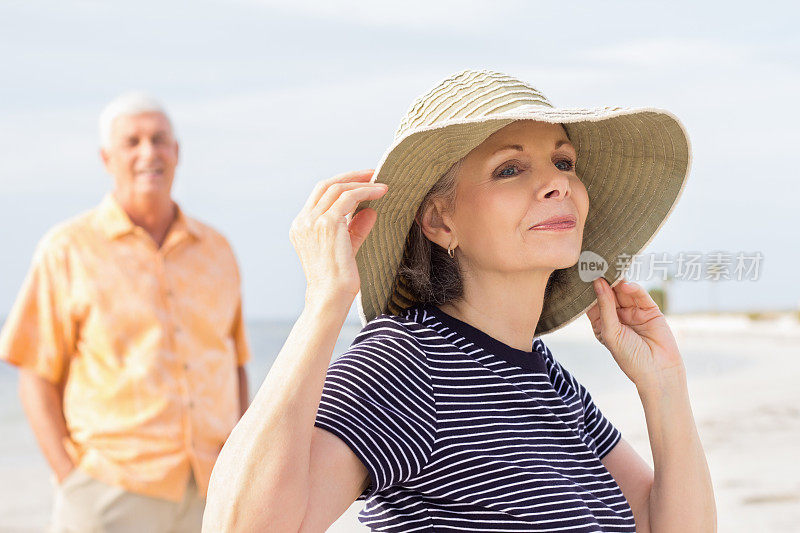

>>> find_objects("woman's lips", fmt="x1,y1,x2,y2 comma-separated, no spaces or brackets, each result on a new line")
530,216,577,231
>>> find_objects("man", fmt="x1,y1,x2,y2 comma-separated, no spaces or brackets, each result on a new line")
0,92,251,532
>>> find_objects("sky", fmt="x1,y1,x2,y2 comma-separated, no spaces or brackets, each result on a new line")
1,0,799,321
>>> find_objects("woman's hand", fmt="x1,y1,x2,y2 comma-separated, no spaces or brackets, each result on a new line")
587,277,686,391
289,169,388,306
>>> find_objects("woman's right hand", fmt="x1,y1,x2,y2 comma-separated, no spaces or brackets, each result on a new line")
290,169,388,306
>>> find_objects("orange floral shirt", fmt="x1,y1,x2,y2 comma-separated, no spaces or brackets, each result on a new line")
0,194,251,502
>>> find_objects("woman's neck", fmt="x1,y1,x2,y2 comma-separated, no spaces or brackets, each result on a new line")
437,268,551,352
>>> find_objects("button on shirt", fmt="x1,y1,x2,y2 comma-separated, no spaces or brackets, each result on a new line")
0,194,252,502
314,304,635,532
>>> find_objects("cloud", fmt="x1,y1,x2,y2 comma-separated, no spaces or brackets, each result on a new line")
576,38,756,69
235,0,518,32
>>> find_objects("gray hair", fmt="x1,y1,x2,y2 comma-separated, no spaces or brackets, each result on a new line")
396,158,465,306
98,92,173,149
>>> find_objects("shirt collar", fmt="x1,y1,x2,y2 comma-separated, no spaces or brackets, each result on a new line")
97,193,201,242
419,303,548,374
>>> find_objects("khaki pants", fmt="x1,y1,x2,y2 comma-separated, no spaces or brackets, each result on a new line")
48,468,205,533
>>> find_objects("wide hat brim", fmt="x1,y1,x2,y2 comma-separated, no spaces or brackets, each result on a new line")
354,104,691,337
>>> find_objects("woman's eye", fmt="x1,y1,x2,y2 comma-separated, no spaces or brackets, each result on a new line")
555,158,575,171
494,163,521,178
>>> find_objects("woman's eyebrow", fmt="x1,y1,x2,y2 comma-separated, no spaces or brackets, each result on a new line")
555,139,575,150
492,144,524,155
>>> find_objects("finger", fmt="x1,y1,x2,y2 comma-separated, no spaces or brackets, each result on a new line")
586,302,606,344
610,277,639,309
586,300,599,324
304,169,375,213
593,278,622,341
587,308,602,338
348,207,378,254
313,182,386,218
591,277,621,310
617,280,660,310
302,169,375,212
586,298,602,330
588,298,631,328
326,185,388,220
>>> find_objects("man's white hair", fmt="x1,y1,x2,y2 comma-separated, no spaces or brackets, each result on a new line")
98,92,175,149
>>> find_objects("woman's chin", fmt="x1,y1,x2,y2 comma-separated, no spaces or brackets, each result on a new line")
517,256,580,272
532,246,583,270
547,259,580,271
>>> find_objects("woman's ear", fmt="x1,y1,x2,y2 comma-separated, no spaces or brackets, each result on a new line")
418,199,457,250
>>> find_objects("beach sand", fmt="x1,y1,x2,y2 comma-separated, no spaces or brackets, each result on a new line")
1,313,798,532
329,313,800,532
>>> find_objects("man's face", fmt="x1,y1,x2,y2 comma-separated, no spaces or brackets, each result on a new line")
100,112,179,199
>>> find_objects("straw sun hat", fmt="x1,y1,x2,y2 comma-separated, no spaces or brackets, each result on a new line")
354,68,691,337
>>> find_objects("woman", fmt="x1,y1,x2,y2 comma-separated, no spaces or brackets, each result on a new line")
203,70,716,532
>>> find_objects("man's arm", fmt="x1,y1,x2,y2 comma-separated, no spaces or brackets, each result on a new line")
237,365,249,417
18,369,74,482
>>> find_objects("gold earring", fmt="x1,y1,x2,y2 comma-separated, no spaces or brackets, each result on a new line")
447,243,455,258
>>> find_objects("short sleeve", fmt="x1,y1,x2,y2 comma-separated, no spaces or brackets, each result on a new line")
313,328,437,499
570,370,622,459
223,244,251,367
231,294,251,366
0,238,74,384
539,341,622,459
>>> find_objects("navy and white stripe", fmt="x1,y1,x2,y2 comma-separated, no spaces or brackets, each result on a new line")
314,304,635,532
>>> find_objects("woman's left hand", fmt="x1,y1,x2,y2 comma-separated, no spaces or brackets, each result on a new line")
587,277,686,391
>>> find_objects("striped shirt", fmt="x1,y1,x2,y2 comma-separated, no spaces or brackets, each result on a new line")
314,304,636,532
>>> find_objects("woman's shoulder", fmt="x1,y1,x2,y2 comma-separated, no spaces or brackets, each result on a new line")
326,306,437,393
534,337,585,396
352,304,438,346
338,305,439,369
533,337,555,363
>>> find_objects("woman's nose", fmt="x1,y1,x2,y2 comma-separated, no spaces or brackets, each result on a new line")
538,170,570,200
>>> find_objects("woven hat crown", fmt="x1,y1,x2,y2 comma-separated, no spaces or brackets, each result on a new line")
394,69,555,141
